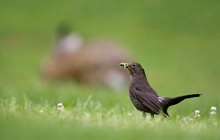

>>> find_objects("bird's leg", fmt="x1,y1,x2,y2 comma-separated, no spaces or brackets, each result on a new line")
142,111,146,118
150,113,154,119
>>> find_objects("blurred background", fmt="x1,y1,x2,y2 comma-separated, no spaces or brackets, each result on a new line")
0,0,220,116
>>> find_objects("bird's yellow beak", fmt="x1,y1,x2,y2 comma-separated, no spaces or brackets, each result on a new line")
120,63,129,69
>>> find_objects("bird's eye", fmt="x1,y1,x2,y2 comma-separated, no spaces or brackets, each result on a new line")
132,64,136,67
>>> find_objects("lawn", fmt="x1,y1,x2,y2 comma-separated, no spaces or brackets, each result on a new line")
0,0,220,140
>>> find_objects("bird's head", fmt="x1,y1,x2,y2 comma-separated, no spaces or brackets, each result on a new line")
120,62,146,77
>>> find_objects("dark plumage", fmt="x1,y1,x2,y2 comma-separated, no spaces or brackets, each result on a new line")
120,62,201,118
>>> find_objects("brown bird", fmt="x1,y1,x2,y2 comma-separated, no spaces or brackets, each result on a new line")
120,62,201,118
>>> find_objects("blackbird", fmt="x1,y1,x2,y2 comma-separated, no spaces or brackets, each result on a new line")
120,62,201,118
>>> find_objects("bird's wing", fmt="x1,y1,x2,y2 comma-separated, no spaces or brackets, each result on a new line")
145,86,159,97
131,87,162,114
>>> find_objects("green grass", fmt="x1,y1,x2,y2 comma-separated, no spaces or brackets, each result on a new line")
0,95,219,140
1,0,220,140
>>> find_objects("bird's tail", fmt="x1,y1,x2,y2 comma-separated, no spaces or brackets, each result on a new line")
162,94,201,116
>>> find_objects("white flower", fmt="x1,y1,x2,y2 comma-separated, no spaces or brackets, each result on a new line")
57,103,63,107
195,110,200,114
194,110,200,118
210,106,217,116
211,106,217,111
57,103,64,111
210,111,216,115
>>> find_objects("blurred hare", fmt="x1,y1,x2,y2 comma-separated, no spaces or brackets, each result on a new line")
41,28,131,89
